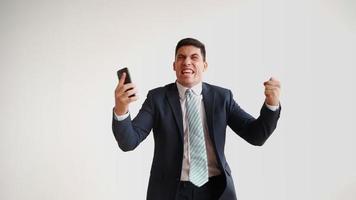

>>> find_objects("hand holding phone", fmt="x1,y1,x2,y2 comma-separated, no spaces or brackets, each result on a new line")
114,68,137,115
117,67,136,98
117,67,132,84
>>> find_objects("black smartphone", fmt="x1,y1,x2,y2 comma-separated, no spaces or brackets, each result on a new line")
117,67,132,84
117,67,135,97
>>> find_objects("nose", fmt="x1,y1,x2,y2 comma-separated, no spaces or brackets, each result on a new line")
183,57,192,66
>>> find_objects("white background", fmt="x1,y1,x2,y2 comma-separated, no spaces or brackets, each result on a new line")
1,0,355,199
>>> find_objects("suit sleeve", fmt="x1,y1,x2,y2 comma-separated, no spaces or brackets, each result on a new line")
112,91,155,151
226,90,281,146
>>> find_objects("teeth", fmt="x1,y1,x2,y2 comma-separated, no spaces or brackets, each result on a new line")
182,69,193,74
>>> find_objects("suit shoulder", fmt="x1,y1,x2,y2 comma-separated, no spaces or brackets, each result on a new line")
203,82,232,95
147,83,175,96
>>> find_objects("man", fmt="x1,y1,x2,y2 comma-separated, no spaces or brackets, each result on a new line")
112,38,281,200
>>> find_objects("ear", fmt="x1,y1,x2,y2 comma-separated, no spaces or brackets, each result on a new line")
203,62,208,72
173,62,176,71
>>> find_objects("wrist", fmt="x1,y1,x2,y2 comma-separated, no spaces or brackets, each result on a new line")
114,106,128,116
265,99,279,106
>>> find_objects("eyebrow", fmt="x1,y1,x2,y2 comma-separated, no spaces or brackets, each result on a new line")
177,53,200,57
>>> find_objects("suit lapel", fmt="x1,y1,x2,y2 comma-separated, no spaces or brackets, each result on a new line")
166,84,184,140
202,83,216,144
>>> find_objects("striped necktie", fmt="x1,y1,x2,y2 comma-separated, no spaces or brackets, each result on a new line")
185,89,209,187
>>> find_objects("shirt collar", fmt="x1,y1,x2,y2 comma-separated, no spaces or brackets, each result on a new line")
176,81,202,100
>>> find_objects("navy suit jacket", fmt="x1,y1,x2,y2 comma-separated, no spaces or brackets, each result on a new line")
112,82,281,200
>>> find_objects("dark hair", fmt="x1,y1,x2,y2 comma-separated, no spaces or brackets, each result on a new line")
175,38,206,61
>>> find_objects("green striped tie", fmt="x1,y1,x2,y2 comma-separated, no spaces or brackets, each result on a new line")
185,89,209,187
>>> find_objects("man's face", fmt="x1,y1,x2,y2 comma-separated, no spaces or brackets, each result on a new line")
173,45,208,88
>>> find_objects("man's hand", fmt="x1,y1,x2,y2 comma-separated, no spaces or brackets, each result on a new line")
264,77,281,106
114,72,138,115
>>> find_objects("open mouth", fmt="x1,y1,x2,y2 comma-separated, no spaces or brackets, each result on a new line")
181,69,194,75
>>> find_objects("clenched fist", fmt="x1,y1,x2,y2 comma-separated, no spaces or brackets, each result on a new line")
264,77,281,106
